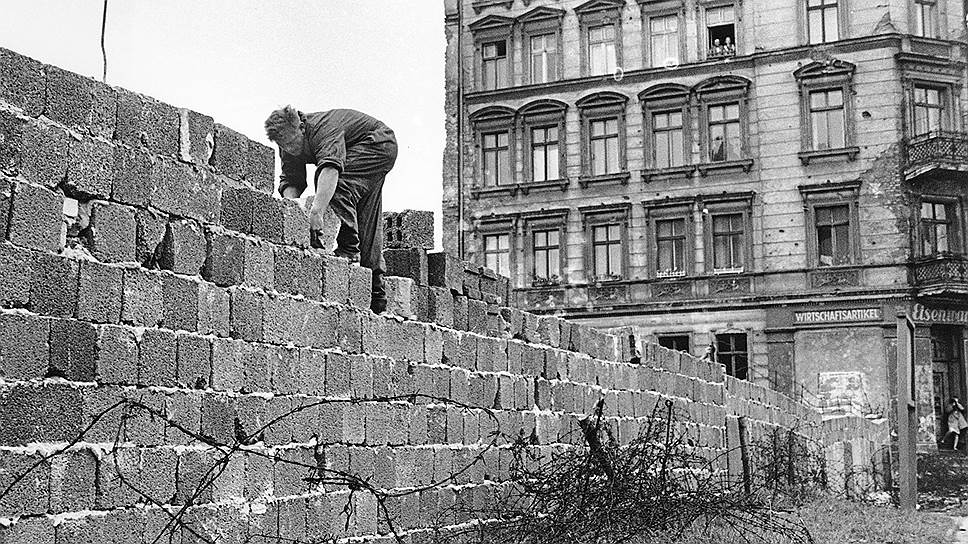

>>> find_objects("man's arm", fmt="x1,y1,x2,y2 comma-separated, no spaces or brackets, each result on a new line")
308,165,339,232
278,151,308,198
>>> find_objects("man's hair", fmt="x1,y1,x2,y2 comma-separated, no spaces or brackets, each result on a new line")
264,105,301,142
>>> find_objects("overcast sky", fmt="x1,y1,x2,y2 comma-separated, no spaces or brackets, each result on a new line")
0,0,445,219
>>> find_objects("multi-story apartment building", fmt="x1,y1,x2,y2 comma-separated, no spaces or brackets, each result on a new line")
442,0,968,448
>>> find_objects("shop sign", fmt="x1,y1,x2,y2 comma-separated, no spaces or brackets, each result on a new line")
793,308,882,324
911,303,968,325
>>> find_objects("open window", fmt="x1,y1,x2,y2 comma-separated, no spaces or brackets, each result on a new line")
705,4,737,58
468,14,515,91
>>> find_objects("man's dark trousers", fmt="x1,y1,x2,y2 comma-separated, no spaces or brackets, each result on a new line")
324,126,397,312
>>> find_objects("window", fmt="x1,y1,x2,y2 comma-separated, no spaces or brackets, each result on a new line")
531,126,560,182
712,213,745,272
483,233,511,277
653,111,685,168
532,229,561,282
809,89,846,150
657,334,690,352
592,224,623,278
656,218,687,278
914,85,945,136
708,103,741,162
920,201,951,256
650,14,680,67
716,333,749,380
588,24,617,76
590,118,621,175
815,205,851,267
915,0,939,38
807,0,839,43
706,5,737,58
482,41,508,90
482,131,511,187
530,34,558,83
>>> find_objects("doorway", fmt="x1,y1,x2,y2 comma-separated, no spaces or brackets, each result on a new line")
933,325,966,448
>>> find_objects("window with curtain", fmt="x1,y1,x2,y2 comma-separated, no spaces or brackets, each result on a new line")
920,201,951,256
815,204,851,266
592,224,623,278
708,103,741,162
656,218,687,277
588,24,617,75
481,131,510,186
807,0,839,44
915,0,939,38
650,14,680,67
590,118,621,175
532,229,561,281
530,33,558,84
913,85,945,136
712,213,745,272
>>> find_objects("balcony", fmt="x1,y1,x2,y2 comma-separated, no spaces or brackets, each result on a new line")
903,131,968,181
912,255,968,298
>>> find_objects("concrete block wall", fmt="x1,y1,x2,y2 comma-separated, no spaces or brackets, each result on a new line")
0,49,886,542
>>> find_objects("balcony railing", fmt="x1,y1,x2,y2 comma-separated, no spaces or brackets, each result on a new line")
912,255,968,292
903,131,968,173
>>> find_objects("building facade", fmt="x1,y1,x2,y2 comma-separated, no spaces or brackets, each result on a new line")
442,0,968,448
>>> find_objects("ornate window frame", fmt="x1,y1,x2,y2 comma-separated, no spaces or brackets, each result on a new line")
474,214,518,280
697,0,744,61
519,7,566,85
916,194,963,258
519,99,569,190
521,208,570,287
576,0,626,77
577,91,630,186
700,191,754,275
639,84,694,179
639,0,686,69
794,59,859,165
580,203,631,283
909,0,945,40
643,196,695,279
469,106,517,198
694,76,754,175
469,15,515,91
798,180,862,269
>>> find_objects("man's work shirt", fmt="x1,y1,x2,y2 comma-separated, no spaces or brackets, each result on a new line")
277,109,396,196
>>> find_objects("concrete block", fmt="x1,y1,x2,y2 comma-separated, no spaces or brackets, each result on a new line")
65,136,114,199
0,312,48,380
365,403,390,446
274,245,322,299
0,382,83,446
427,286,453,328
197,280,230,337
384,275,416,318
86,200,136,263
337,305,364,354
211,123,246,181
77,260,123,323
229,287,265,342
211,338,247,392
241,238,274,290
179,108,214,164
383,210,433,249
150,158,220,222
0,179,11,244
138,328,177,387
121,267,162,326
325,352,351,397
9,181,63,252
348,263,371,308
245,139,275,193
321,254,350,302
297,348,326,395
111,145,154,207
303,300,339,349
0,516,54,543
203,229,245,286
0,112,69,188
175,449,215,505
162,389,203,443
49,449,96,513
427,251,463,292
159,219,206,275
141,96,180,157
342,403,366,445
384,247,428,285
452,292,468,330
177,333,211,389
0,451,50,516
49,318,97,380
44,64,94,130
113,87,143,146
94,324,138,385
349,354,374,399
269,346,299,394
134,208,166,265
219,186,253,233
29,252,78,318
200,393,236,445
467,299,488,335
161,272,199,331
281,198,311,247
250,190,285,243
264,396,294,445
0,48,45,116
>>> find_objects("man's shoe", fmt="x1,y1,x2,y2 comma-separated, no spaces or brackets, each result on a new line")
370,299,387,314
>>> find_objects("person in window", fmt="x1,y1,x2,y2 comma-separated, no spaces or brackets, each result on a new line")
945,398,968,450
711,134,727,162
710,38,724,57
265,105,398,314
723,36,736,56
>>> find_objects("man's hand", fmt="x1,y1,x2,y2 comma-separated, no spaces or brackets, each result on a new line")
281,186,302,199
309,203,327,233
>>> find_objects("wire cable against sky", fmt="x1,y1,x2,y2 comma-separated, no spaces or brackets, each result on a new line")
100,0,108,82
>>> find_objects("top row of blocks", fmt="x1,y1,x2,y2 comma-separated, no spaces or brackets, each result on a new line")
0,48,274,194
